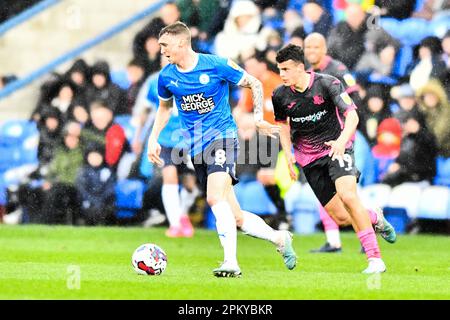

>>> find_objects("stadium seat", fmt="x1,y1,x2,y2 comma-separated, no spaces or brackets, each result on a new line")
382,207,410,234
386,182,425,219
0,120,37,147
429,13,450,38
434,157,450,187
354,131,376,186
234,181,277,215
110,70,130,90
416,186,450,220
360,184,392,209
114,115,136,144
115,179,146,219
284,182,320,234
380,18,430,46
392,45,413,78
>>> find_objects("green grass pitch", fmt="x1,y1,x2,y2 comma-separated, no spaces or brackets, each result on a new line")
0,225,449,300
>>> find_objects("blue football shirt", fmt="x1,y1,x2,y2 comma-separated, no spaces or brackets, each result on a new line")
158,53,245,156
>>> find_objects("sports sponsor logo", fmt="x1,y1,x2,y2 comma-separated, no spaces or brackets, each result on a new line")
227,59,242,71
181,92,215,114
343,73,356,87
291,110,327,123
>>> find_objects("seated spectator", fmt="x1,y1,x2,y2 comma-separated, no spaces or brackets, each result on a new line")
442,30,450,68
358,84,392,146
37,107,64,166
126,58,148,115
67,98,90,126
327,3,368,69
408,36,447,91
416,79,450,157
355,43,399,80
86,61,127,115
371,118,402,182
214,0,263,62
81,100,129,171
282,9,304,44
391,83,420,123
375,0,417,20
413,0,450,20
133,2,180,73
382,109,438,187
41,126,84,224
76,142,116,225
302,0,333,37
289,26,306,48
64,59,91,98
176,0,222,42
18,125,84,224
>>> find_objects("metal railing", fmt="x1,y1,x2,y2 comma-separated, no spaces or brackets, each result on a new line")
0,0,168,100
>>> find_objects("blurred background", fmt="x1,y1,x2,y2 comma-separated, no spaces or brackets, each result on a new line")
0,0,449,236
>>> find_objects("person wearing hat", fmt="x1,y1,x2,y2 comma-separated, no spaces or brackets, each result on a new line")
392,83,420,124
76,142,116,225
382,109,438,187
86,60,128,115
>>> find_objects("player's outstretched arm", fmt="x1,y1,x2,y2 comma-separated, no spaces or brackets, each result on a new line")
239,73,280,138
147,98,173,166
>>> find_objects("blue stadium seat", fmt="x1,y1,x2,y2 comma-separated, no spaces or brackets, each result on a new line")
360,184,392,210
392,45,413,78
382,207,410,234
114,115,136,144
434,157,450,187
0,120,37,147
354,131,376,186
386,182,425,219
115,179,146,219
234,181,277,215
417,186,450,220
430,13,450,38
0,146,23,172
110,70,130,90
284,182,320,234
380,18,430,46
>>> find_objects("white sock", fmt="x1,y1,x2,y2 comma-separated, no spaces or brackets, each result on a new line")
325,229,342,248
180,187,200,216
240,211,279,244
211,201,238,265
161,184,182,228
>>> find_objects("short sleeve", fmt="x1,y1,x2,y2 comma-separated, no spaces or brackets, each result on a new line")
215,57,245,85
326,77,357,117
272,89,287,123
157,73,173,101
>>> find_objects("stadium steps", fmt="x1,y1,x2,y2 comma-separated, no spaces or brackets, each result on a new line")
0,0,161,120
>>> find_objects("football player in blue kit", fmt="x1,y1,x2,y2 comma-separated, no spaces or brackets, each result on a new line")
147,22,297,277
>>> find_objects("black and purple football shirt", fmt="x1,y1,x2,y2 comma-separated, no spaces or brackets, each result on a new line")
272,71,357,167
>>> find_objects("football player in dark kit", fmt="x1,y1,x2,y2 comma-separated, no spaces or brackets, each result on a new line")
272,44,396,274
304,32,362,253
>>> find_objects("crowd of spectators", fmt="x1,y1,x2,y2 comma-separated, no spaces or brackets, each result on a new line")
2,0,450,228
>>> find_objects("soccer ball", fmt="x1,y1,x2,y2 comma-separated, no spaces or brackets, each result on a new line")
131,243,167,276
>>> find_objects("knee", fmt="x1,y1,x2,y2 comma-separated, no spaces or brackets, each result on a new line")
235,214,244,228
206,194,225,207
338,191,358,208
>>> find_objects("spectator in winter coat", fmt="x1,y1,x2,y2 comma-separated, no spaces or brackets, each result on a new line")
37,107,64,166
86,61,127,115
358,84,392,146
76,142,116,225
416,79,450,157
327,3,368,69
81,100,129,171
382,109,438,186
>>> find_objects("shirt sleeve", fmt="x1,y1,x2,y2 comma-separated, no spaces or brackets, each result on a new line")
272,89,287,123
215,57,245,85
157,72,173,101
326,77,357,117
